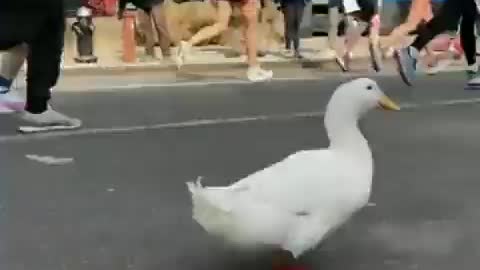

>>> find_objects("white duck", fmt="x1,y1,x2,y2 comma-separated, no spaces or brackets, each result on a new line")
187,78,399,269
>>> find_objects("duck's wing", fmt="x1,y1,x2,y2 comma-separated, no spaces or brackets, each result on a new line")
230,149,345,214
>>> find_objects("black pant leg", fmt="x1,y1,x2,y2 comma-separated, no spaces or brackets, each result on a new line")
25,2,65,113
459,0,478,65
282,3,296,50
411,0,462,51
293,2,306,51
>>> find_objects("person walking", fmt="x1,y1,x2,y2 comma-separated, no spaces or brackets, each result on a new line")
381,0,462,74
336,0,382,72
394,0,479,89
327,0,342,52
381,0,434,53
175,0,273,82
118,0,172,60
0,0,81,129
278,0,311,59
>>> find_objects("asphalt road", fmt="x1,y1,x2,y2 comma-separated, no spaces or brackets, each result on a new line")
2,72,480,270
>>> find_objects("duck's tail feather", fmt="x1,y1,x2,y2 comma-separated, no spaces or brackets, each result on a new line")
186,176,234,237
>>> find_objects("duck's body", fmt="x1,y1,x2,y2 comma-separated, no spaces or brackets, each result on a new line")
187,78,399,259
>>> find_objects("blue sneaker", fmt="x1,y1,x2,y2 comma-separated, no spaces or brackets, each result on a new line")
394,47,418,86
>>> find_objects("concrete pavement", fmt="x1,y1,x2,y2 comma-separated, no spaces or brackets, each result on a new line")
2,73,480,270
61,37,368,74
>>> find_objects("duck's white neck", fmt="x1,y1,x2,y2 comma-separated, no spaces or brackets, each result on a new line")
324,103,370,156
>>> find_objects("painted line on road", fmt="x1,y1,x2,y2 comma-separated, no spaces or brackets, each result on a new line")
1,97,480,143
55,77,329,92
55,72,397,92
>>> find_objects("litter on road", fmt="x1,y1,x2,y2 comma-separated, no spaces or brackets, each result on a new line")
25,154,74,166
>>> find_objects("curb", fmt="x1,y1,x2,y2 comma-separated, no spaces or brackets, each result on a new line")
60,55,467,76
60,56,370,76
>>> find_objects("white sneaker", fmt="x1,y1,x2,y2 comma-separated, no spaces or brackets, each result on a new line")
465,64,480,90
466,75,480,90
175,41,191,70
425,58,453,75
247,66,273,82
20,107,82,127
281,49,295,57
0,88,25,114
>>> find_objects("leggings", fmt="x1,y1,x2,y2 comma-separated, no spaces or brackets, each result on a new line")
282,1,306,51
411,0,478,65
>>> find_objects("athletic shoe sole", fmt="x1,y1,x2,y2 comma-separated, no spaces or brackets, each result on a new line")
335,55,348,72
465,81,480,90
393,49,414,86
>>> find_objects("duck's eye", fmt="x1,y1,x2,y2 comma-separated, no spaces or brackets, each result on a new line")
366,85,373,90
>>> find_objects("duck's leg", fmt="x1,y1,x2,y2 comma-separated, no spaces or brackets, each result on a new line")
272,250,308,270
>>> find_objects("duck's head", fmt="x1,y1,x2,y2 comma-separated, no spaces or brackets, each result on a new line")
325,78,400,148
327,78,400,119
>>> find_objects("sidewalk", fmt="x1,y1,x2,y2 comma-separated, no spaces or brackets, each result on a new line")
63,39,466,76
62,36,376,74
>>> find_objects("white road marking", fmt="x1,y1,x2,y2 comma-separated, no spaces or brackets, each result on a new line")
55,77,326,92
1,97,480,143
25,154,74,165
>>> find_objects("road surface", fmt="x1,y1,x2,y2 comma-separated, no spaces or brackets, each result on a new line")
1,71,480,270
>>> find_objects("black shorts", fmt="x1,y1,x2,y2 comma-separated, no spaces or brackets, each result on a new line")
352,0,377,21
328,0,343,8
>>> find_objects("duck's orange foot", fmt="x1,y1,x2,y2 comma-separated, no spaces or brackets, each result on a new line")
274,266,309,270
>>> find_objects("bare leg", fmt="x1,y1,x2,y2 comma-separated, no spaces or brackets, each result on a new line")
0,44,27,82
241,0,259,67
381,21,420,50
151,2,172,57
189,1,231,46
335,14,367,71
381,0,433,50
0,44,27,112
328,7,340,51
241,0,273,81
344,15,368,54
174,0,231,69
136,9,156,58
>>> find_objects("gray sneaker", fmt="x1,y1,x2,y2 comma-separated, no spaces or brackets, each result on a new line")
465,72,480,90
368,39,383,72
20,107,82,127
394,47,418,86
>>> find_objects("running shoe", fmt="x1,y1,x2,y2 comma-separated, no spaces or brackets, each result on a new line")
425,40,461,75
394,47,418,86
335,52,352,72
20,106,82,127
0,88,25,113
294,51,304,60
247,66,273,82
425,58,453,75
465,64,480,90
174,41,191,70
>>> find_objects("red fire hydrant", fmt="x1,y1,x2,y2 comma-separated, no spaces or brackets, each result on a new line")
122,9,137,63
122,5,137,63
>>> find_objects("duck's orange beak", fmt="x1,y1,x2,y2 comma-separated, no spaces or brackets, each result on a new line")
378,95,400,111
